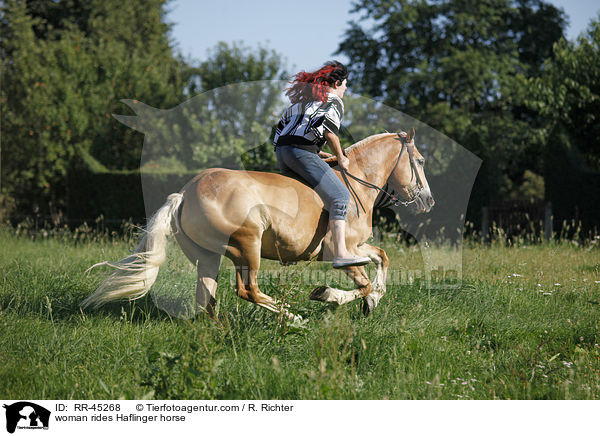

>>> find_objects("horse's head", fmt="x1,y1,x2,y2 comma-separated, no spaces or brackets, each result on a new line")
388,128,435,214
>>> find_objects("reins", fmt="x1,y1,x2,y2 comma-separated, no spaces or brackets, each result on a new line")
340,133,423,217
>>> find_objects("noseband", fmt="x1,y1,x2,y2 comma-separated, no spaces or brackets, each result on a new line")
341,133,425,216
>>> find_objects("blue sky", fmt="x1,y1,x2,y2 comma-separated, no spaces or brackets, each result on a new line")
166,0,600,72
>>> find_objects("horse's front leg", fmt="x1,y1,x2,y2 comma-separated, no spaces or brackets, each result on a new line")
309,265,372,306
309,244,388,314
355,244,389,315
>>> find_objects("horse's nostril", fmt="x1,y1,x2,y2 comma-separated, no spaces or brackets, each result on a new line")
429,196,435,207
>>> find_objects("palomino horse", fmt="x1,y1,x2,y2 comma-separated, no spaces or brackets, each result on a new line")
82,129,434,319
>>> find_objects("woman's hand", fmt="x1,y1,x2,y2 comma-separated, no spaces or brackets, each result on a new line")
338,155,350,172
318,151,334,159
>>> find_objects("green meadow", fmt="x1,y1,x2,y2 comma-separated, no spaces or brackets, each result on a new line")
1,227,599,400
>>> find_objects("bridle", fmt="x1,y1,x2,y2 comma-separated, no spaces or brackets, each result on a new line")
340,131,425,217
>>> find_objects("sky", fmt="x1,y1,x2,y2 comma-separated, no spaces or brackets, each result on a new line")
165,0,600,72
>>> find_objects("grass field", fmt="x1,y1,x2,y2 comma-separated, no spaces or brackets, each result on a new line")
1,227,599,400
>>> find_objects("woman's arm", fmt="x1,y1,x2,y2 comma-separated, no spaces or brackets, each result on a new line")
324,130,350,172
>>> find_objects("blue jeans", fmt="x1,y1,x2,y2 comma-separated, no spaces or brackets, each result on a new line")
276,146,350,220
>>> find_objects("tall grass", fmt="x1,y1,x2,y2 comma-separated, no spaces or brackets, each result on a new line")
0,224,598,399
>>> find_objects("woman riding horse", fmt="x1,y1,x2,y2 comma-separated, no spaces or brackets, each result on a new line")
82,77,435,320
274,61,371,269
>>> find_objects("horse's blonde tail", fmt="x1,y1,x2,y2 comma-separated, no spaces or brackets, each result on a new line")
81,193,184,309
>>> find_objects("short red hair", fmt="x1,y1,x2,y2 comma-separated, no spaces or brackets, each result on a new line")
286,61,348,104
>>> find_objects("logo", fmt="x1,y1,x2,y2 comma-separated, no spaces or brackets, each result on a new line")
3,402,50,433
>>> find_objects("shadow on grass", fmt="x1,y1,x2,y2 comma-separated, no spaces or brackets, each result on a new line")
578,263,599,273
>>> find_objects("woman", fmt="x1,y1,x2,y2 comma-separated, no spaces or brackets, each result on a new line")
274,61,371,269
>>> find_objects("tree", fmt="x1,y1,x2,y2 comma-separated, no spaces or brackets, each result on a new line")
0,0,185,217
337,0,566,213
181,42,288,172
528,15,600,232
530,14,600,170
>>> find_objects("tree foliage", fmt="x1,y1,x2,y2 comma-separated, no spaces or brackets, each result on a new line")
529,14,600,170
524,15,600,232
1,0,289,221
186,42,288,172
187,41,287,94
124,42,288,177
337,0,566,207
1,0,185,216
4,0,595,229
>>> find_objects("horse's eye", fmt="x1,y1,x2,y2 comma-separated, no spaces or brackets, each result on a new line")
418,159,425,166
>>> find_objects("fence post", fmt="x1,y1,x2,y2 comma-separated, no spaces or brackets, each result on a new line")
544,202,553,242
482,206,489,242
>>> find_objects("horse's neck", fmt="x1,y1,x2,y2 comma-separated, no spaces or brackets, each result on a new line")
347,136,400,215
349,136,398,188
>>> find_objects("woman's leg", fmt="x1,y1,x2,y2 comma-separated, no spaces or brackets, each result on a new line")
277,146,350,219
330,219,350,258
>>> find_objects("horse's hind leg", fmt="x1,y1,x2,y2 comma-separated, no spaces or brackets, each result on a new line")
229,238,301,321
174,225,222,316
195,247,221,316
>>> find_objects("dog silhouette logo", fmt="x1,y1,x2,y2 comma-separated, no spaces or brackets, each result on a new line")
3,402,50,433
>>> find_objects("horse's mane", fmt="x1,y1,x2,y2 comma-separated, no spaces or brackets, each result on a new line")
323,132,395,165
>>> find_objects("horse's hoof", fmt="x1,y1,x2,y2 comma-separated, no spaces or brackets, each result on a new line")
362,296,377,316
309,286,329,302
288,314,307,328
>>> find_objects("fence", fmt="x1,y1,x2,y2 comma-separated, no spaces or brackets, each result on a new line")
481,200,552,241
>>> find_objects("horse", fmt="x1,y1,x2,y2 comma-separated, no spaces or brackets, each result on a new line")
82,128,434,320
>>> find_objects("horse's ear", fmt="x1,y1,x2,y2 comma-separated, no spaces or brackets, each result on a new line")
409,127,415,142
112,99,163,132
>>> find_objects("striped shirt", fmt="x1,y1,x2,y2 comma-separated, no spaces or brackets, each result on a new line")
274,92,344,153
